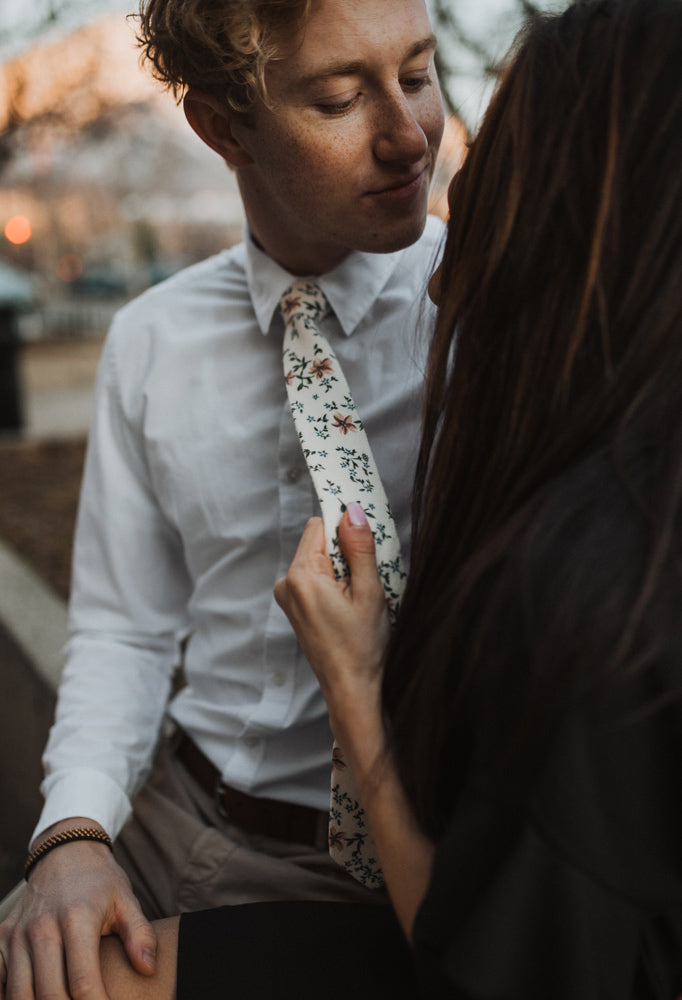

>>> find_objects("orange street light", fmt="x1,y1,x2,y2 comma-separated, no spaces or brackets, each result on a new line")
5,215,32,245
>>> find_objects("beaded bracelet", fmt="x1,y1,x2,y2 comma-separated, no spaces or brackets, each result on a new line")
24,828,113,881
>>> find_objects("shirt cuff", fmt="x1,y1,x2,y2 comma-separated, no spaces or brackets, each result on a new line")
31,768,133,847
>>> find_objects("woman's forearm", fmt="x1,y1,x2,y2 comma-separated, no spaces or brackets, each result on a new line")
331,697,435,942
274,514,435,937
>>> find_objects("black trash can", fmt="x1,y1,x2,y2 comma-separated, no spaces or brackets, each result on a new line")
0,306,23,432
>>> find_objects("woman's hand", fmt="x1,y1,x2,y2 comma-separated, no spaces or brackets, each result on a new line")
274,503,390,735
276,505,436,938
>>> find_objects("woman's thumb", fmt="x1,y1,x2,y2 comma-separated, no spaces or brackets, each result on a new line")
338,502,378,582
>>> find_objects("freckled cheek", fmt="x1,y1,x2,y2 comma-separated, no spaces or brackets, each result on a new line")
295,134,368,190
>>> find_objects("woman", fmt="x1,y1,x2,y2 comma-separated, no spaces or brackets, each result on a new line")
100,0,682,995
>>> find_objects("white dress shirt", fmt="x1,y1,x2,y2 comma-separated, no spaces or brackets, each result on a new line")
35,217,445,841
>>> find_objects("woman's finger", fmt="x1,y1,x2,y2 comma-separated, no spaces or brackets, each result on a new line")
336,504,384,603
274,517,333,614
289,516,327,566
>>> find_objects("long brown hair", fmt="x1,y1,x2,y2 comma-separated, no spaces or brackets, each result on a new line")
384,0,682,836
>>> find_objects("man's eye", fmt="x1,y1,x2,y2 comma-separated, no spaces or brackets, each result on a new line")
317,95,359,115
401,74,431,92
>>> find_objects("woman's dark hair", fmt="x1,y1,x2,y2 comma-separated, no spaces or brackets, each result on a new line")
384,0,682,836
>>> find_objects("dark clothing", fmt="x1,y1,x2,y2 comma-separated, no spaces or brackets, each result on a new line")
411,442,682,996
178,902,416,998
177,696,682,998
177,446,682,996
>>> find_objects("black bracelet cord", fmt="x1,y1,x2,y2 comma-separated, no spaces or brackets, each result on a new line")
24,827,113,881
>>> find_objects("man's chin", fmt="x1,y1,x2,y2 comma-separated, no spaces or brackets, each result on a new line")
356,214,429,256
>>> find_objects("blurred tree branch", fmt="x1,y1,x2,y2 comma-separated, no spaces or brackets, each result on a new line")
0,11,130,173
431,0,545,130
0,0,85,50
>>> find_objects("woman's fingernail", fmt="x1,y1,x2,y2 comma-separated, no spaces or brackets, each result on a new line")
347,501,368,526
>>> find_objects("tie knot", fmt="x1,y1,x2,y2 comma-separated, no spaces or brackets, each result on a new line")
280,281,330,328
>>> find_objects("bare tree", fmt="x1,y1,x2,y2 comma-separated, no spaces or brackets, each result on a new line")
0,8,139,174
0,0,94,53
431,0,547,128
0,61,118,172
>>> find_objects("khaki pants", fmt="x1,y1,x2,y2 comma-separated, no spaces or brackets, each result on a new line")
0,734,383,926
113,733,384,919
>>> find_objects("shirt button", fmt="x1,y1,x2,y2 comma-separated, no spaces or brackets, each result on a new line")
286,468,300,483
243,736,258,748
271,670,287,687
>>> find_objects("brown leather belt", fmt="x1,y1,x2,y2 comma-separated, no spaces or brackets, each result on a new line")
175,730,328,848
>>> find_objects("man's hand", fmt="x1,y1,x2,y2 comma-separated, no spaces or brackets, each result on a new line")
0,818,157,1000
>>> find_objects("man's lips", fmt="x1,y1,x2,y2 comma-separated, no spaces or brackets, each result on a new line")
367,167,428,200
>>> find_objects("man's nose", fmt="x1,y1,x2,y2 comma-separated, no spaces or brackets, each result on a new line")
373,92,429,164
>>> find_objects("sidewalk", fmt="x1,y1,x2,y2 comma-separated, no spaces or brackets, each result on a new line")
19,336,103,440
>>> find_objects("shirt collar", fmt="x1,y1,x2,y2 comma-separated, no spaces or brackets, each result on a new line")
244,224,404,338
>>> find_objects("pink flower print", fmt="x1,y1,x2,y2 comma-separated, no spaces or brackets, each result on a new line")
332,412,357,435
332,746,347,771
285,370,295,386
328,826,345,851
309,357,333,379
281,295,301,316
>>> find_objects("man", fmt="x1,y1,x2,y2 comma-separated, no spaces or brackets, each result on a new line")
0,0,444,995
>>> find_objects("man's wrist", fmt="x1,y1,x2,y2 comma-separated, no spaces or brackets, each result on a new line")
30,816,107,852
25,826,113,881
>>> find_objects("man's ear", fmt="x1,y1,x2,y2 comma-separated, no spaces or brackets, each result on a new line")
183,89,253,168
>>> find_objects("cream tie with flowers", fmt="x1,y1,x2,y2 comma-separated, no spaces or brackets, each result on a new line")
280,280,407,888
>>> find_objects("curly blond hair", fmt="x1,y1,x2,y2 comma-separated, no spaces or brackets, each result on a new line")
135,0,312,112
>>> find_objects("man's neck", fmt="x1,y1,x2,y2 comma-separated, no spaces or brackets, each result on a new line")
247,228,351,277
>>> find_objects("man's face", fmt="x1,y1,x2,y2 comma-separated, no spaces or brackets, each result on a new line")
232,0,445,275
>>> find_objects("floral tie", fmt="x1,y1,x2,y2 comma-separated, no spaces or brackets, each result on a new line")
280,280,407,888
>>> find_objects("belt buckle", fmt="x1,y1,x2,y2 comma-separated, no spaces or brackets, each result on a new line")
215,777,231,820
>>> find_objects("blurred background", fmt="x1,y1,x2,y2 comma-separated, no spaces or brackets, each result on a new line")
0,0,560,894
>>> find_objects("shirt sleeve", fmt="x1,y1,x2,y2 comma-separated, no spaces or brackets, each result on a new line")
34,316,193,841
